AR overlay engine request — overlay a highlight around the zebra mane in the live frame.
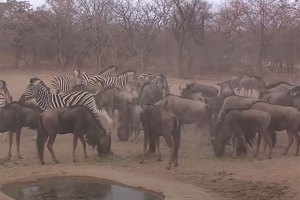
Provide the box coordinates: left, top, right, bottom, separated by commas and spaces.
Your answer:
117, 70, 136, 76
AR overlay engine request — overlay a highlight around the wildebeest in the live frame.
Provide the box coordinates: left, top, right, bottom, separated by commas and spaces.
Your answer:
94, 86, 136, 141
155, 95, 211, 135
140, 105, 181, 170
217, 81, 235, 97
237, 75, 265, 96
138, 81, 165, 107
211, 109, 274, 159
179, 83, 219, 98
0, 102, 41, 159
250, 102, 300, 156
217, 95, 261, 122
37, 106, 111, 164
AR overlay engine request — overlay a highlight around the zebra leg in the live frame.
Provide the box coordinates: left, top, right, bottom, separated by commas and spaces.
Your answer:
79, 135, 88, 160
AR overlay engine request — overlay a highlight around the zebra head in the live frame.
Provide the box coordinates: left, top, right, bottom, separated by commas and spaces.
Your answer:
0, 80, 12, 102
20, 78, 47, 102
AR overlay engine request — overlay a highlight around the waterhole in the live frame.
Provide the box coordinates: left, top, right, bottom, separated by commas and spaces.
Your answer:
1, 176, 164, 200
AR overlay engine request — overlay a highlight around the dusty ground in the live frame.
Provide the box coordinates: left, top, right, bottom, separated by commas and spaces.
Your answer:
0, 69, 299, 200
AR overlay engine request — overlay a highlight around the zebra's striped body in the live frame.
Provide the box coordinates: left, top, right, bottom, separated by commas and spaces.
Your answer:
77, 65, 119, 85
50, 75, 83, 94
0, 80, 12, 140
0, 80, 12, 107
21, 78, 111, 123
87, 71, 137, 91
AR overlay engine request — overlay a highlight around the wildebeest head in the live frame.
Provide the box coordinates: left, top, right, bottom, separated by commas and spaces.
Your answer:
97, 131, 112, 155
209, 119, 227, 157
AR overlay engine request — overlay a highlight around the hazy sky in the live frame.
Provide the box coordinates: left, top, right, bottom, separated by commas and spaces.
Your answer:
25, 0, 224, 8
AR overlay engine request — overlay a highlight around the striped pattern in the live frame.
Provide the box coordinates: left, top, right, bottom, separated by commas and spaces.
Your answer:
50, 75, 82, 94
87, 71, 137, 91
78, 65, 119, 85
23, 78, 111, 122
0, 80, 12, 107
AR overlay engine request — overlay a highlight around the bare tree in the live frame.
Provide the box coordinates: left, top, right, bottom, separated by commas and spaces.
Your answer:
37, 0, 77, 69
76, 0, 114, 69
0, 0, 34, 68
114, 0, 167, 71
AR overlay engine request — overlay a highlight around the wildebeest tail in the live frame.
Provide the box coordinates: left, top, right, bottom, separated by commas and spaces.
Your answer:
172, 117, 181, 150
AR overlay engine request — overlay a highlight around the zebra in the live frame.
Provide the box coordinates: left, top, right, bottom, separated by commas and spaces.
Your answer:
76, 65, 119, 85
136, 73, 170, 97
50, 66, 119, 94
50, 75, 83, 94
0, 80, 12, 140
87, 70, 137, 92
20, 77, 112, 128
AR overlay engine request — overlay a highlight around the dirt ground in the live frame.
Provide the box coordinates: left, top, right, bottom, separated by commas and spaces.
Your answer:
0, 69, 299, 200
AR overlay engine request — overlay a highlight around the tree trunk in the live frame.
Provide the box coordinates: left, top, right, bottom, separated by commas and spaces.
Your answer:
177, 41, 185, 78
14, 47, 22, 69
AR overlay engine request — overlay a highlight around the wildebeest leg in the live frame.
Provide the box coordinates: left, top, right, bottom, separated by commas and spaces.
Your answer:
140, 134, 148, 164
156, 137, 161, 161
240, 133, 250, 155
72, 135, 78, 163
253, 134, 261, 157
293, 133, 300, 156
282, 130, 294, 155
79, 136, 88, 160
47, 134, 59, 164
164, 135, 174, 170
231, 136, 238, 159
264, 131, 273, 159
16, 129, 23, 159
134, 127, 140, 144
7, 131, 14, 159
174, 147, 179, 168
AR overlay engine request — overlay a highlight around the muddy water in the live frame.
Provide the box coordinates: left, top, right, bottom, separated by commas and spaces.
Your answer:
1, 176, 164, 200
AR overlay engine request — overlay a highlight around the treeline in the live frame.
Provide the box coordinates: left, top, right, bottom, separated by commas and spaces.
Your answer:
0, 0, 299, 77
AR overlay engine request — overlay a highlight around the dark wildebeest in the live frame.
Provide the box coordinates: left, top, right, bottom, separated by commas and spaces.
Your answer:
140, 105, 181, 170
250, 102, 300, 156
179, 83, 219, 98
217, 81, 235, 97
94, 87, 136, 141
211, 109, 274, 159
237, 75, 265, 96
155, 95, 211, 135
138, 81, 165, 107
0, 102, 42, 159
37, 106, 111, 164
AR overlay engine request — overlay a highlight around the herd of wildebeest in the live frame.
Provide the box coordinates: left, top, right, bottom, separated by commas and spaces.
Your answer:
1, 66, 300, 170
